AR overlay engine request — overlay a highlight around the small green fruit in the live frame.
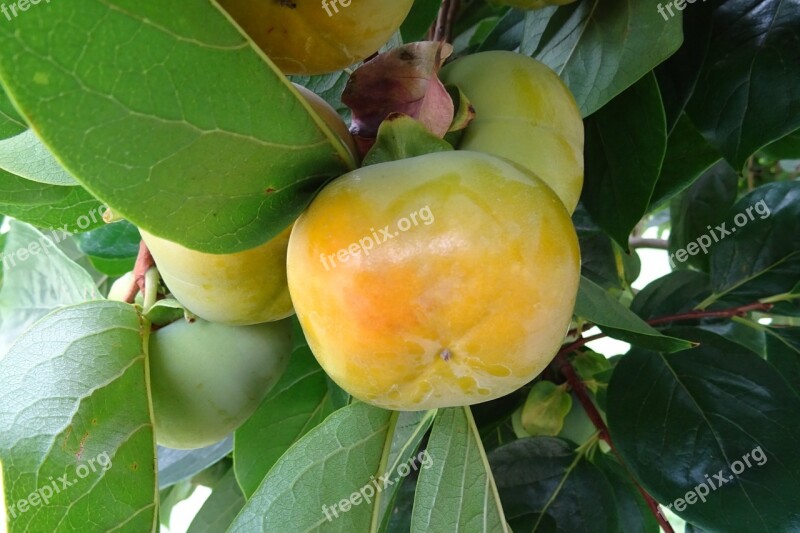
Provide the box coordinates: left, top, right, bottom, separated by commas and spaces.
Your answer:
149, 318, 292, 449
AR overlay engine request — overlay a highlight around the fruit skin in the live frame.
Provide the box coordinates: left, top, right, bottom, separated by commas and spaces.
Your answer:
142, 226, 294, 325
218, 0, 414, 75
287, 151, 580, 410
441, 51, 584, 213
141, 85, 352, 326
148, 318, 292, 449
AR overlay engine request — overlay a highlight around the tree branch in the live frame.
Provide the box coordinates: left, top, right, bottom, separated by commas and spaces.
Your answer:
550, 299, 774, 532
629, 237, 669, 250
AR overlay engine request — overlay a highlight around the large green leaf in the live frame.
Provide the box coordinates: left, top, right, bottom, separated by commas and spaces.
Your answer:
574, 206, 641, 293
668, 160, 739, 271
229, 402, 394, 532
594, 454, 659, 533
0, 186, 105, 234
630, 270, 712, 320
0, 221, 102, 355
581, 73, 667, 248
0, 130, 77, 186
489, 437, 617, 532
0, 0, 356, 254
234, 341, 337, 498
709, 181, 800, 298
607, 328, 800, 532
411, 407, 509, 532
519, 0, 683, 117
575, 276, 693, 352
0, 169, 73, 206
0, 301, 156, 532
765, 327, 800, 395
0, 84, 25, 139
679, 0, 800, 169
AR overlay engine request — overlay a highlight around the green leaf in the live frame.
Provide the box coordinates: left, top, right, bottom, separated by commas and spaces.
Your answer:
400, 0, 442, 43
709, 181, 800, 298
489, 437, 618, 532
377, 410, 436, 531
362, 115, 454, 167
649, 114, 722, 208
0, 221, 102, 355
680, 0, 800, 169
760, 129, 800, 160
0, 130, 78, 186
0, 0, 355, 254
593, 454, 659, 533
520, 382, 572, 437
668, 160, 739, 271
630, 270, 712, 320
411, 407, 509, 532
581, 72, 667, 248
234, 342, 337, 498
0, 301, 156, 532
0, 185, 106, 234
575, 276, 693, 352
187, 467, 245, 533
74, 220, 140, 260
0, 168, 73, 206
519, 0, 683, 117
765, 327, 800, 395
157, 436, 233, 490
229, 402, 393, 532
574, 205, 641, 292
607, 328, 800, 532
0, 84, 25, 139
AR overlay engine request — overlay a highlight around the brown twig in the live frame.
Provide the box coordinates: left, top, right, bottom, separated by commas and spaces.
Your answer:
429, 0, 460, 43
629, 237, 669, 250
551, 300, 775, 532
125, 240, 155, 304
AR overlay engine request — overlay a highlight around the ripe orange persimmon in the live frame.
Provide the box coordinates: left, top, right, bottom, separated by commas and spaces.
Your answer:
287, 151, 580, 410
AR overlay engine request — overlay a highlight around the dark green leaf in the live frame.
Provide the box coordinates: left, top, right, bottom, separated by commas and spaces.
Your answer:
74, 220, 140, 260
760, 129, 800, 160
400, 0, 442, 42
594, 454, 659, 533
519, 1, 683, 117
668, 160, 739, 271
765, 327, 800, 394
234, 343, 337, 498
0, 301, 156, 532
0, 0, 355, 254
709, 181, 800, 297
489, 437, 618, 532
681, 0, 800, 169
574, 206, 641, 292
649, 113, 722, 208
607, 329, 800, 532
582, 73, 667, 248
575, 276, 693, 352
412, 407, 509, 532
630, 270, 712, 320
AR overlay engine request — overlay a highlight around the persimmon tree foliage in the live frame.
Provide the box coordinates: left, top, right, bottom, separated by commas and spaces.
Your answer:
0, 1, 799, 532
